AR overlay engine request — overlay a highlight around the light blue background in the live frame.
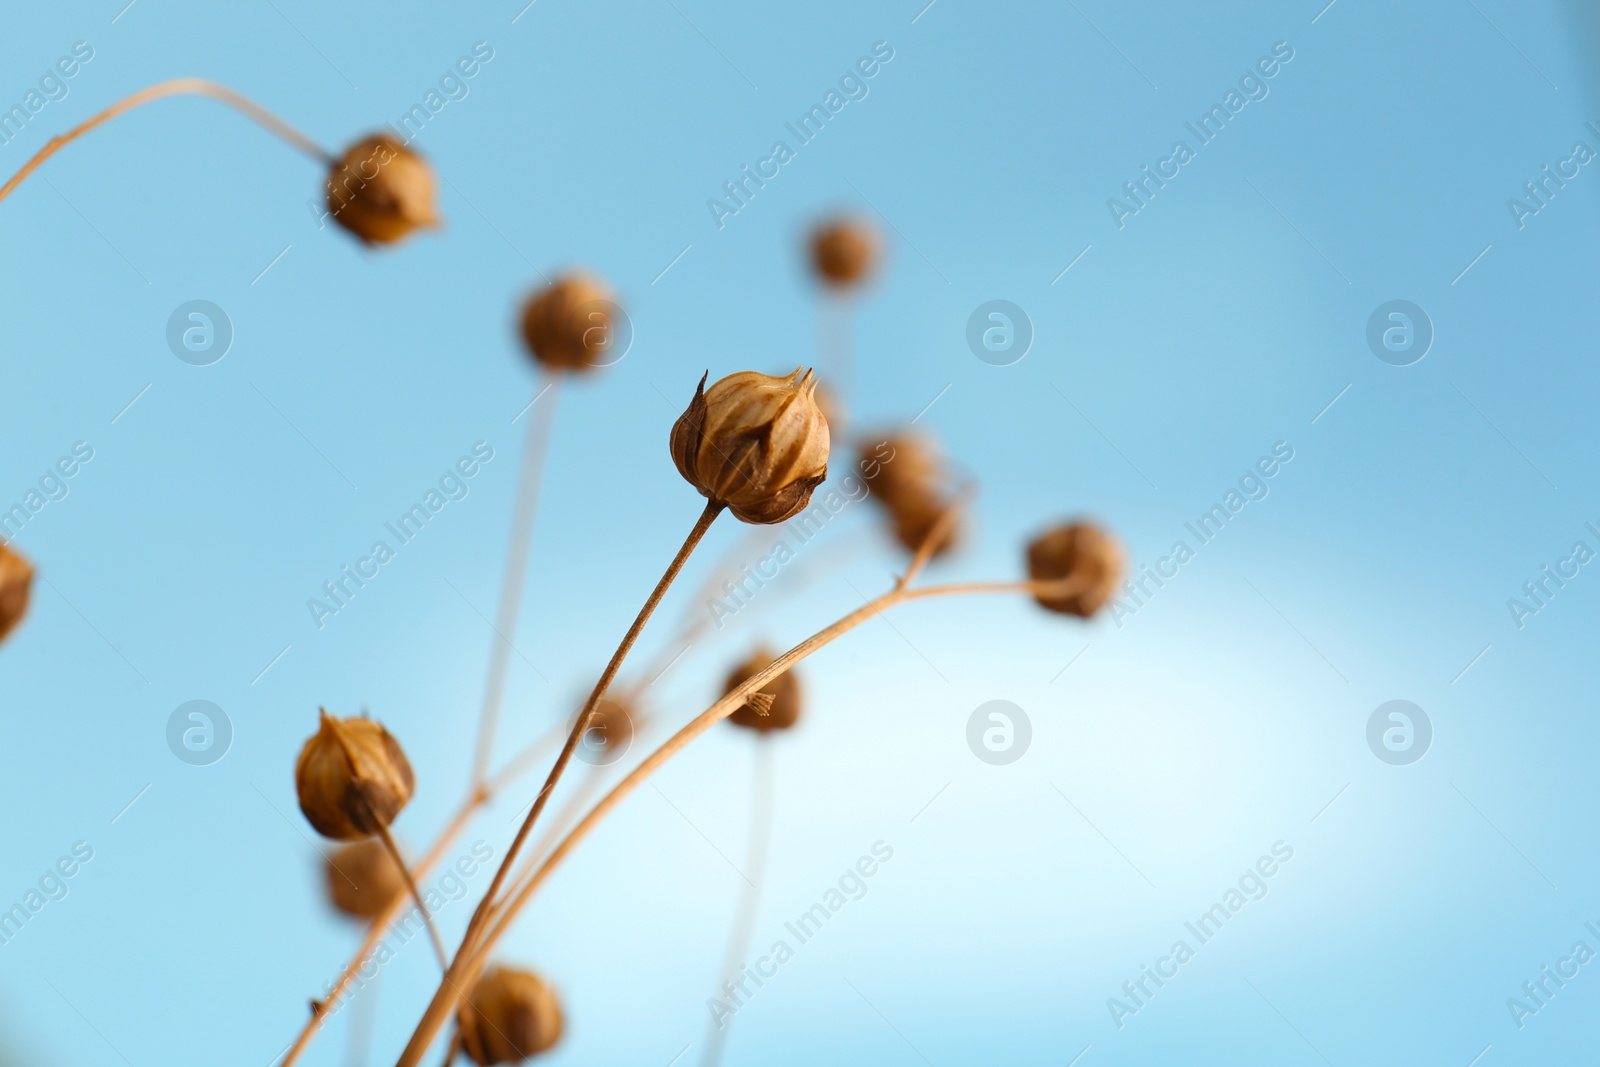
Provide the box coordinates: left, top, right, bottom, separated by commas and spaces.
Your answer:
2, 1, 1598, 1064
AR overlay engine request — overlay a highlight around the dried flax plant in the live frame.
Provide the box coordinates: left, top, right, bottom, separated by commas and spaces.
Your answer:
0, 80, 1127, 1067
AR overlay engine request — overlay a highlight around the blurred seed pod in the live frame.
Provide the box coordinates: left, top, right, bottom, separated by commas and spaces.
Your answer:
670, 368, 831, 524
519, 273, 618, 372
723, 648, 802, 732
461, 965, 564, 1064
325, 134, 440, 245
859, 432, 961, 557
295, 710, 415, 840
1026, 521, 1123, 618
0, 543, 34, 645
325, 838, 406, 921
809, 218, 878, 289
573, 695, 636, 766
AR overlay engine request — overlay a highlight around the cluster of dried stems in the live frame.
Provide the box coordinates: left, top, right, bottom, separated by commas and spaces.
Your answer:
0, 81, 1127, 1067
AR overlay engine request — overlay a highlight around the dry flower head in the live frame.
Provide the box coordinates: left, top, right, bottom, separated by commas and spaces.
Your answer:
1026, 521, 1123, 618
670, 368, 831, 524
519, 273, 618, 372
461, 965, 564, 1064
325, 134, 439, 245
325, 838, 406, 921
810, 218, 879, 288
0, 543, 33, 644
860, 432, 961, 557
295, 710, 416, 840
724, 648, 802, 732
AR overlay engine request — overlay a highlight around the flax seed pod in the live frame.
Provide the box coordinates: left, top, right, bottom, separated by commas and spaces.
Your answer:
809, 217, 878, 289
1026, 521, 1123, 618
0, 543, 33, 644
518, 273, 619, 373
295, 710, 416, 840
324, 838, 406, 921
670, 368, 831, 524
461, 965, 564, 1064
723, 647, 802, 732
859, 432, 961, 557
325, 134, 440, 245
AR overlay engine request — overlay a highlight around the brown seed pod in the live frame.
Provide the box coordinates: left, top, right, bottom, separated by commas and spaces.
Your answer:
325, 134, 439, 245
325, 838, 406, 921
723, 648, 802, 733
859, 432, 961, 557
294, 710, 416, 840
1026, 521, 1123, 618
461, 966, 564, 1064
0, 543, 34, 645
809, 218, 878, 288
518, 273, 619, 372
573, 695, 636, 766
670, 368, 831, 524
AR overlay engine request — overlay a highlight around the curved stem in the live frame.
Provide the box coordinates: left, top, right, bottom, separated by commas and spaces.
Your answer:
701, 737, 775, 1067
374, 824, 448, 971
393, 572, 1085, 1065
0, 78, 330, 206
472, 374, 562, 787
449, 500, 724, 996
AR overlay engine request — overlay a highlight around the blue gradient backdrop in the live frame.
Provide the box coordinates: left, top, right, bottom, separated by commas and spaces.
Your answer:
2, 1, 1598, 1065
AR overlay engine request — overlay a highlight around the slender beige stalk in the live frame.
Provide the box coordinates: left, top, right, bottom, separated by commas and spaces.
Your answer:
701, 738, 775, 1067
373, 824, 447, 970
0, 78, 329, 205
451, 501, 724, 987
395, 570, 1089, 1065
471, 375, 563, 787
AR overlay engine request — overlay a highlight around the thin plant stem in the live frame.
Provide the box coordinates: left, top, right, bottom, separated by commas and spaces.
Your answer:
279, 713, 568, 1067
449, 500, 725, 995
344, 969, 378, 1067
701, 737, 775, 1067
374, 824, 448, 971
471, 374, 563, 788
394, 570, 1090, 1065
0, 78, 330, 205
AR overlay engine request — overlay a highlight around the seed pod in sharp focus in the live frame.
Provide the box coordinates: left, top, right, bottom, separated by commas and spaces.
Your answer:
325, 134, 440, 245
1026, 521, 1124, 619
859, 431, 961, 557
723, 648, 802, 733
324, 838, 406, 921
461, 966, 564, 1064
295, 710, 415, 840
0, 543, 34, 645
670, 368, 831, 524
809, 217, 879, 289
519, 273, 619, 372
